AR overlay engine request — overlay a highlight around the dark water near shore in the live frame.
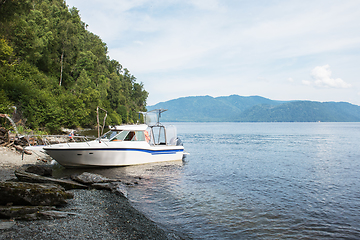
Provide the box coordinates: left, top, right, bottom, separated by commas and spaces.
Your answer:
64, 122, 360, 239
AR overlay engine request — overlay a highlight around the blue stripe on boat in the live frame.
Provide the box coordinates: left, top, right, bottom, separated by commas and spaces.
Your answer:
45, 148, 183, 155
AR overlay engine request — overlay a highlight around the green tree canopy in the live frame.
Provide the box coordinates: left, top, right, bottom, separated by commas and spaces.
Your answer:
0, 0, 148, 133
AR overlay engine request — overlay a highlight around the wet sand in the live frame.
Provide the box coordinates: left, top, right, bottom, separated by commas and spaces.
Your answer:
0, 147, 45, 181
0, 147, 187, 239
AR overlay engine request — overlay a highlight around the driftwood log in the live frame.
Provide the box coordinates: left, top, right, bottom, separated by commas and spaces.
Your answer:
14, 170, 88, 190
13, 145, 32, 155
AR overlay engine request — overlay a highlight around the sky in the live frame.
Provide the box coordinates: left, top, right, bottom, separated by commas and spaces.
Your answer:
65, 0, 360, 106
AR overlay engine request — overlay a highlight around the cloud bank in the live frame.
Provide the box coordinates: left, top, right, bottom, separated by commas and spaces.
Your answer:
304, 65, 351, 88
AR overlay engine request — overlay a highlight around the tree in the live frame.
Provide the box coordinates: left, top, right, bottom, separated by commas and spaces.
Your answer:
0, 38, 13, 65
0, 0, 148, 133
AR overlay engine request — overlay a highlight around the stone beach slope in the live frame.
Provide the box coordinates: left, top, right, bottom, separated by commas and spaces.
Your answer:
0, 147, 188, 239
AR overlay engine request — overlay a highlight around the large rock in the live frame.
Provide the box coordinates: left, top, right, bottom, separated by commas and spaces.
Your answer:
71, 172, 128, 196
71, 172, 117, 184
15, 170, 88, 190
91, 182, 128, 197
0, 181, 73, 206
25, 165, 52, 177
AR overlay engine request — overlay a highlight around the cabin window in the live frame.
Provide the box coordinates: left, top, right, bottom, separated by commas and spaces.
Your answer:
102, 130, 120, 140
111, 130, 129, 141
135, 131, 145, 141
123, 131, 145, 141
124, 131, 135, 141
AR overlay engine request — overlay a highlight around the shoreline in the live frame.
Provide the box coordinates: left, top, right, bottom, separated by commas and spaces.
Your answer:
0, 147, 45, 181
0, 147, 187, 239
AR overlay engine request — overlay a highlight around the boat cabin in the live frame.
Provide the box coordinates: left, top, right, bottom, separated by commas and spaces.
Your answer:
101, 124, 179, 146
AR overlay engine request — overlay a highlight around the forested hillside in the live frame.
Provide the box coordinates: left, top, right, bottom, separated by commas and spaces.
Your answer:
148, 95, 360, 122
0, 0, 148, 133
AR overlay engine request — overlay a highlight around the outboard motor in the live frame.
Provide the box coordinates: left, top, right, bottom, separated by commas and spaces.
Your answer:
176, 138, 183, 146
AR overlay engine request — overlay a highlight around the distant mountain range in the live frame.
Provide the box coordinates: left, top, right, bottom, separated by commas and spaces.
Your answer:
147, 95, 360, 122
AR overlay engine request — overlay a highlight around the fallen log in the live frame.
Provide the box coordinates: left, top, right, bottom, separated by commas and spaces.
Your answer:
13, 145, 32, 155
14, 170, 88, 190
0, 206, 55, 220
0, 205, 79, 220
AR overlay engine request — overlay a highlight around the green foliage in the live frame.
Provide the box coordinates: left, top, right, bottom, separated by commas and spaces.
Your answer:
0, 0, 148, 133
0, 38, 13, 65
0, 89, 13, 113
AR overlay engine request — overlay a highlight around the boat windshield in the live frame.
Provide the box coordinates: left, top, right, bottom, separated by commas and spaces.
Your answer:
112, 131, 130, 141
101, 128, 148, 142
102, 130, 146, 142
101, 130, 120, 140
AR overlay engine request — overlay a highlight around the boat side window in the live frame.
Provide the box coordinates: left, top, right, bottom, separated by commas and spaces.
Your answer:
122, 131, 146, 141
111, 130, 129, 141
102, 130, 120, 140
134, 131, 145, 141
124, 131, 136, 141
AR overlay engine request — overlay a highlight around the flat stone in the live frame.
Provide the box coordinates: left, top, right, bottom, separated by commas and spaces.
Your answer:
91, 182, 127, 197
0, 206, 78, 220
71, 172, 118, 184
37, 210, 75, 220
0, 206, 55, 219
0, 181, 73, 206
111, 182, 128, 198
0, 220, 15, 230
91, 182, 113, 190
25, 165, 52, 177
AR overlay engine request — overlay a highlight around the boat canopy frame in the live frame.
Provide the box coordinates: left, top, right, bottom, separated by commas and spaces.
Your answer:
140, 109, 178, 146
140, 109, 167, 127
97, 109, 178, 146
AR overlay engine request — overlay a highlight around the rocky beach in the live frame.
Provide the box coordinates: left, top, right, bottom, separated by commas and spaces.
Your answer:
0, 147, 187, 239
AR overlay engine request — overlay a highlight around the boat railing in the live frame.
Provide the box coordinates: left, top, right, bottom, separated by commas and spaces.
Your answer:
24, 135, 95, 147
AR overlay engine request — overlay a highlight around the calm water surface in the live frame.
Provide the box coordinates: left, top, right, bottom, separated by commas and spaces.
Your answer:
70, 122, 360, 239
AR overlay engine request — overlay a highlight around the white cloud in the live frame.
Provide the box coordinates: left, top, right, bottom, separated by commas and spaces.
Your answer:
302, 80, 312, 86
310, 65, 351, 88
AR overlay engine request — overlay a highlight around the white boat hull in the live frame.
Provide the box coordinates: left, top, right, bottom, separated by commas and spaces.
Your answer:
43, 141, 184, 167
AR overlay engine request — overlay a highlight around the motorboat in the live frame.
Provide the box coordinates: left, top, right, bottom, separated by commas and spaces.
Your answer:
29, 109, 185, 167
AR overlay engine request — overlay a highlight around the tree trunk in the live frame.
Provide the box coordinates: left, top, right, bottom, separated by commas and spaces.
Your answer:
59, 50, 64, 86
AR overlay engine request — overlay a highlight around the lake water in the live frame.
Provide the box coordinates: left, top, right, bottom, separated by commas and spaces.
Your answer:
76, 122, 360, 239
